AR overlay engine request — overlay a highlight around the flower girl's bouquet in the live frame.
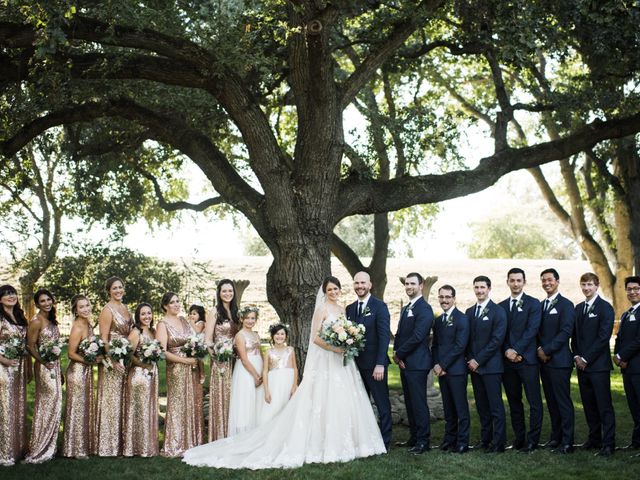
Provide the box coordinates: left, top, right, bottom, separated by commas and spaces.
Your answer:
181, 334, 208, 359
78, 335, 105, 363
105, 337, 132, 371
38, 337, 67, 378
0, 333, 27, 361
136, 338, 165, 378
319, 314, 366, 366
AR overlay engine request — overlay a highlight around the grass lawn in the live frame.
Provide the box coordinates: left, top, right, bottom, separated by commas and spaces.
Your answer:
7, 350, 640, 480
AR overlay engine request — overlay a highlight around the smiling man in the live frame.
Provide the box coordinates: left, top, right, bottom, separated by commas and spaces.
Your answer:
537, 268, 575, 454
346, 271, 392, 451
572, 272, 616, 456
465, 276, 507, 453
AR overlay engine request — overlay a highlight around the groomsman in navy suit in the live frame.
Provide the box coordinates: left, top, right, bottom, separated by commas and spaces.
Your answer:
537, 268, 575, 454
614, 276, 640, 455
465, 275, 507, 453
499, 268, 543, 453
572, 272, 616, 456
432, 284, 470, 454
393, 272, 434, 454
346, 271, 392, 451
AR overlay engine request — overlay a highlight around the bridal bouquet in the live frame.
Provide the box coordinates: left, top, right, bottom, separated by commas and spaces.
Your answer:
213, 338, 235, 362
105, 337, 132, 370
38, 337, 67, 378
0, 333, 27, 360
136, 338, 165, 378
181, 334, 208, 359
319, 314, 366, 366
78, 335, 105, 363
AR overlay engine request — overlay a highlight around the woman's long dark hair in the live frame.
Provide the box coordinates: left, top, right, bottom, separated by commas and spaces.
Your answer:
215, 279, 239, 326
0, 284, 28, 327
34, 288, 57, 325
134, 302, 154, 335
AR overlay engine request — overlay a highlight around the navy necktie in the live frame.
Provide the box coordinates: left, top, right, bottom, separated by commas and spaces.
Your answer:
511, 299, 517, 313
475, 305, 481, 318
358, 301, 363, 316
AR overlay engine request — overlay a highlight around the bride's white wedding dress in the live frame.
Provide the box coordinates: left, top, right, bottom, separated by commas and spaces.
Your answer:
182, 311, 385, 469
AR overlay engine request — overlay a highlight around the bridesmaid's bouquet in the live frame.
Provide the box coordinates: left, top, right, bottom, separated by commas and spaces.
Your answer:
319, 314, 366, 366
0, 333, 26, 360
136, 338, 164, 378
213, 338, 235, 363
181, 334, 208, 359
78, 335, 105, 363
38, 338, 67, 378
105, 337, 132, 371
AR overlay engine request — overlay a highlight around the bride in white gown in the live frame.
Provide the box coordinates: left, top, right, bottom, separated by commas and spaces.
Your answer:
182, 275, 386, 469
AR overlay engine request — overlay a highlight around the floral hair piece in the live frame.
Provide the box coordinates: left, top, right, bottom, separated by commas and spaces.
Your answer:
239, 305, 260, 318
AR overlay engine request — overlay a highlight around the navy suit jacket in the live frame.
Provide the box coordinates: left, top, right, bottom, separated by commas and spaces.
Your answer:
614, 306, 640, 374
465, 300, 507, 375
499, 293, 541, 366
346, 296, 391, 370
537, 293, 575, 369
572, 296, 614, 372
432, 307, 470, 375
394, 296, 434, 371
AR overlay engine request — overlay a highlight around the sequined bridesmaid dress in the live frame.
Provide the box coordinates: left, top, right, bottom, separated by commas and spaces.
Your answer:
208, 319, 236, 441
161, 318, 203, 457
25, 322, 63, 463
94, 306, 132, 456
123, 330, 159, 457
62, 330, 95, 458
0, 319, 27, 466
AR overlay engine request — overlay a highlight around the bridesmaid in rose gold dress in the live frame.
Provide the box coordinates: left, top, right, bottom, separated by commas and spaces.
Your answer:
204, 279, 240, 441
123, 303, 159, 457
0, 284, 28, 467
94, 276, 133, 456
63, 295, 99, 459
25, 289, 63, 463
156, 292, 203, 457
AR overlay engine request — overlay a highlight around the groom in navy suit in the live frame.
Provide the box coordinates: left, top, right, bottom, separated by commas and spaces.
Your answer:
393, 272, 434, 454
346, 271, 392, 451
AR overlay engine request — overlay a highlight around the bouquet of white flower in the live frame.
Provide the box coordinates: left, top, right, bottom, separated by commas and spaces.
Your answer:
181, 334, 208, 359
105, 337, 132, 370
213, 338, 235, 363
38, 337, 67, 378
136, 338, 164, 378
78, 335, 105, 363
0, 333, 26, 360
319, 314, 366, 366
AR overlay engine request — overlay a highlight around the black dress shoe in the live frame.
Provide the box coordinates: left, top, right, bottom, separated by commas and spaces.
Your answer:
408, 444, 430, 455
384, 443, 390, 453
507, 441, 525, 450
486, 445, 505, 453
456, 445, 469, 454
578, 440, 602, 450
471, 442, 491, 450
439, 442, 453, 451
542, 440, 560, 449
396, 439, 416, 448
518, 444, 537, 454
595, 446, 614, 457
618, 444, 640, 450
551, 445, 574, 454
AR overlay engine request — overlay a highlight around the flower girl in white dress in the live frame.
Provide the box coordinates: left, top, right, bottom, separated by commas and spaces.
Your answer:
227, 306, 263, 437
260, 323, 298, 424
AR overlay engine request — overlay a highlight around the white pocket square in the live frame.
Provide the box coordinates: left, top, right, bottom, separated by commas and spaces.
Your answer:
407, 310, 414, 317
482, 316, 489, 321
549, 308, 558, 314
364, 313, 372, 317
517, 307, 523, 312
588, 313, 598, 318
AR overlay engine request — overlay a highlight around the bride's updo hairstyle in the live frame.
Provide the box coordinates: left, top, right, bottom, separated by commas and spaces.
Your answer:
322, 276, 341, 292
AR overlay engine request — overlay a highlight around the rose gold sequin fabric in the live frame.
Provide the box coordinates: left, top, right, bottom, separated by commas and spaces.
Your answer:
123, 330, 159, 457
94, 306, 132, 456
208, 320, 236, 441
62, 329, 95, 459
268, 346, 295, 371
0, 319, 27, 466
161, 318, 203, 457
25, 322, 62, 463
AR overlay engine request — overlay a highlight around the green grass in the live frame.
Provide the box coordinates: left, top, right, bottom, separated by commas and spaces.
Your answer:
8, 350, 640, 480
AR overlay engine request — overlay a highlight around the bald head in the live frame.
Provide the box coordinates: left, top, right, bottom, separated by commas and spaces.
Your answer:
353, 271, 372, 299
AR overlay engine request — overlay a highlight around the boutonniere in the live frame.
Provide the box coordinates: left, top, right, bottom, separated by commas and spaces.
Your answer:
363, 306, 371, 316
630, 312, 637, 322
587, 303, 596, 316
516, 299, 524, 309
549, 298, 558, 309
480, 307, 490, 318
445, 314, 454, 327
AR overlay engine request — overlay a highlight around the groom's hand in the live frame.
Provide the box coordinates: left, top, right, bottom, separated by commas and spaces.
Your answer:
372, 365, 384, 381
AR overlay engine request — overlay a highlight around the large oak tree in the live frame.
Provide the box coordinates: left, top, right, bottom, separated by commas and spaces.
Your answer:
2, 1, 640, 364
